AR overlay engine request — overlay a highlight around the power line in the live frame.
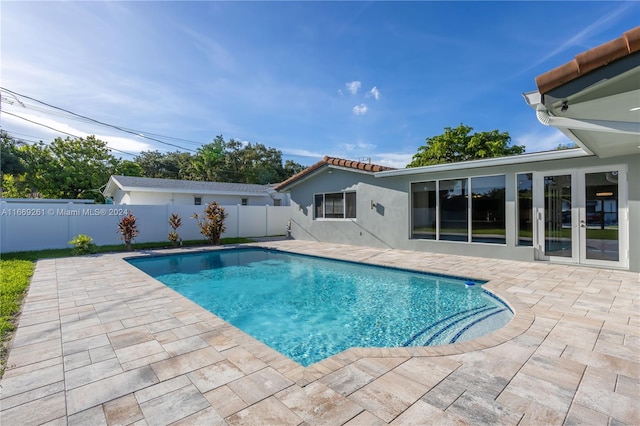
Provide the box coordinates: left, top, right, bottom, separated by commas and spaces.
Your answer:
1, 87, 199, 152
1, 111, 138, 157
4, 99, 204, 148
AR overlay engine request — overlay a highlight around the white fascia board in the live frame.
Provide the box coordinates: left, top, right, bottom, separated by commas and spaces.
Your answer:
328, 165, 383, 176
523, 90, 542, 107
374, 149, 592, 178
118, 187, 268, 197
102, 176, 122, 197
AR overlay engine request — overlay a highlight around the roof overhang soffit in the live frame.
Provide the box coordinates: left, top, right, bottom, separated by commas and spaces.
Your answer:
523, 61, 640, 158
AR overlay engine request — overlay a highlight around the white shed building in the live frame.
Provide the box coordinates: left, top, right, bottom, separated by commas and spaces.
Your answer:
103, 175, 289, 206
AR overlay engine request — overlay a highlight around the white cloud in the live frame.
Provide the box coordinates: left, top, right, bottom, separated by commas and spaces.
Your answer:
2, 110, 155, 156
352, 104, 368, 115
514, 127, 574, 153
281, 147, 325, 159
367, 86, 381, 100
371, 152, 414, 169
345, 81, 361, 95
95, 134, 156, 154
341, 141, 375, 152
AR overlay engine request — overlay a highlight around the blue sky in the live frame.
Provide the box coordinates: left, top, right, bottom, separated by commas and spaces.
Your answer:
1, 1, 638, 168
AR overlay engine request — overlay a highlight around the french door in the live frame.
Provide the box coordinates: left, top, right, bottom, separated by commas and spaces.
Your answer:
534, 166, 628, 268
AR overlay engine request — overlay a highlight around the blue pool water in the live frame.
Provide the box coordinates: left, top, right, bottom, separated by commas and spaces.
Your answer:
128, 248, 512, 366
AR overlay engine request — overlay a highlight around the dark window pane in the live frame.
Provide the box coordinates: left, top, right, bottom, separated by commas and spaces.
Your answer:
345, 192, 356, 218
544, 174, 572, 257
325, 193, 344, 218
314, 194, 324, 218
471, 175, 505, 244
584, 171, 619, 261
411, 181, 436, 239
517, 173, 533, 246
439, 178, 468, 242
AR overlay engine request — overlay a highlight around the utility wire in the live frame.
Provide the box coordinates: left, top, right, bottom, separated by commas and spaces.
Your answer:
2, 111, 138, 157
4, 99, 203, 148
1, 87, 198, 152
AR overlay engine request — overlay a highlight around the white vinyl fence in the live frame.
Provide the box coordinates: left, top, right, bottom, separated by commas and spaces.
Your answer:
0, 201, 292, 253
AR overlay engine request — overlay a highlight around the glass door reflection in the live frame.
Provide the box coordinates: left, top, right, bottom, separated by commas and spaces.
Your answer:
544, 174, 572, 258
583, 171, 619, 262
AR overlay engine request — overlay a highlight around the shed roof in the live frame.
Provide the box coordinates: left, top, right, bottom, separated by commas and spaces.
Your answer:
105, 175, 273, 196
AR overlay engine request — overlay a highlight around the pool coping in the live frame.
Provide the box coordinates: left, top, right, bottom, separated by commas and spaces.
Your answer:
122, 244, 535, 376
1, 240, 637, 425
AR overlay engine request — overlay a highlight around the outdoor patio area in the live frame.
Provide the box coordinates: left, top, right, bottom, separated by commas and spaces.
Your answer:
1, 240, 638, 425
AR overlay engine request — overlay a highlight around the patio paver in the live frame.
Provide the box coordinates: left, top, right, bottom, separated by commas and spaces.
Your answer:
1, 240, 638, 425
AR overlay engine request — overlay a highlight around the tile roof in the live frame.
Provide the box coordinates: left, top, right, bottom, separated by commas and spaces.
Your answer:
535, 26, 640, 94
111, 175, 272, 194
274, 156, 396, 191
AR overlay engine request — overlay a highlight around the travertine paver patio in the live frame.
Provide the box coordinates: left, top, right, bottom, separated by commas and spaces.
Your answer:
1, 240, 638, 425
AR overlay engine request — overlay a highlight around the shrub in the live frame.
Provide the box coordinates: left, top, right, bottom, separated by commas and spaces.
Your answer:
192, 202, 227, 245
118, 213, 139, 251
68, 234, 97, 255
168, 213, 182, 247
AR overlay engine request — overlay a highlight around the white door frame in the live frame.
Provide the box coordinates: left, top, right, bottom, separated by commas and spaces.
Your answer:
533, 165, 628, 269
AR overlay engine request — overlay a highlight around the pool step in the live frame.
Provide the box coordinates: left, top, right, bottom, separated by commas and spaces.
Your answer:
403, 305, 507, 347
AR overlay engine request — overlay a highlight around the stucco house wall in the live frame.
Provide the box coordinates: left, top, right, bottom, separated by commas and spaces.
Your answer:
283, 153, 639, 272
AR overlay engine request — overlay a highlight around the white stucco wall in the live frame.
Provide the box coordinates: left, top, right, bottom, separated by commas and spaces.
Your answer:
110, 189, 285, 206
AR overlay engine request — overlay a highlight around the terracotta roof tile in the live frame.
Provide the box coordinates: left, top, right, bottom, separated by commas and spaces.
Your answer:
536, 26, 640, 94
274, 156, 395, 191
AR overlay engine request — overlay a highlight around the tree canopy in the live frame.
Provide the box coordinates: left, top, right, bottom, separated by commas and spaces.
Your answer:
1, 131, 26, 177
407, 124, 525, 167
1, 132, 306, 201
134, 135, 305, 185
7, 135, 119, 200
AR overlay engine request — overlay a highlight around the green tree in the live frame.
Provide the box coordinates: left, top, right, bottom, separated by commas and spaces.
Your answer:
134, 150, 165, 178
0, 131, 26, 177
408, 124, 525, 167
18, 136, 119, 200
134, 150, 193, 179
1, 131, 28, 197
554, 142, 576, 150
190, 136, 226, 181
114, 159, 143, 177
137, 135, 304, 184
238, 143, 284, 184
283, 159, 305, 178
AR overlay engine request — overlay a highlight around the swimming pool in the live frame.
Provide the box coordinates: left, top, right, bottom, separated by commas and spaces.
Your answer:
128, 248, 513, 366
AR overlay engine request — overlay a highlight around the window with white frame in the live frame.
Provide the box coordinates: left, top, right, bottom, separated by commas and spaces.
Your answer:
314, 192, 356, 219
411, 175, 506, 244
194, 197, 202, 205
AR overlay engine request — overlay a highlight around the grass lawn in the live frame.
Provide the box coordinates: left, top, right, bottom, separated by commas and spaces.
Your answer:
0, 237, 255, 376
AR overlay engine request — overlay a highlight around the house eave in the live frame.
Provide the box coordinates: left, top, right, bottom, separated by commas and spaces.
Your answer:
374, 149, 592, 178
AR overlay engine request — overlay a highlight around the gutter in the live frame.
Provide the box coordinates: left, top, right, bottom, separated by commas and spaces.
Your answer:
534, 109, 640, 135
375, 148, 591, 178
